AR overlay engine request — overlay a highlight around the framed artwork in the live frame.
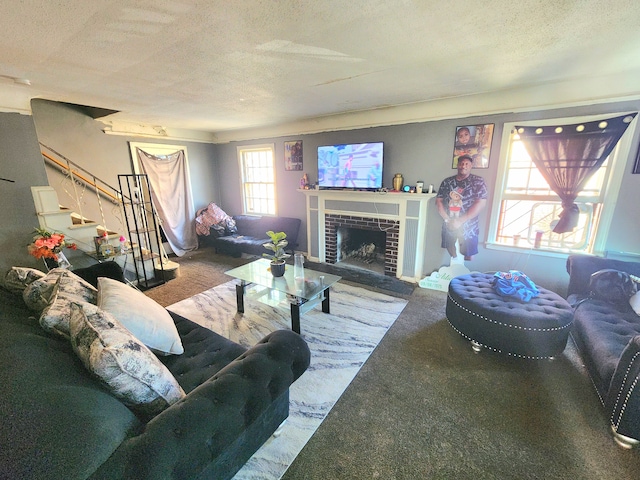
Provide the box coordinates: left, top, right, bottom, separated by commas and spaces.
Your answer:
452, 124, 494, 169
284, 140, 303, 171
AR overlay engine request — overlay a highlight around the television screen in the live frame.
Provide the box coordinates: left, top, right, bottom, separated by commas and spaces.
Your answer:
317, 142, 384, 190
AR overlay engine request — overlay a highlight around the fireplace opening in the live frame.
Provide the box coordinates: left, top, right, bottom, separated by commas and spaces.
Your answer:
336, 227, 386, 275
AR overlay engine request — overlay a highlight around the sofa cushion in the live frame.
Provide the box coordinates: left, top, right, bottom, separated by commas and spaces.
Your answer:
589, 269, 637, 305
572, 298, 640, 396
0, 287, 142, 480
69, 302, 186, 419
39, 272, 98, 338
97, 277, 184, 355
3, 266, 45, 294
22, 268, 63, 312
161, 311, 247, 393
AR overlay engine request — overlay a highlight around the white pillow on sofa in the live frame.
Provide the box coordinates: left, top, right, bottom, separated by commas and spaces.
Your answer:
69, 301, 185, 418
97, 277, 184, 355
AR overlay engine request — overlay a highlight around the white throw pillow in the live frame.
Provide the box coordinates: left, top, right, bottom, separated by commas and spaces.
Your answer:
630, 290, 640, 316
69, 302, 185, 418
97, 277, 184, 355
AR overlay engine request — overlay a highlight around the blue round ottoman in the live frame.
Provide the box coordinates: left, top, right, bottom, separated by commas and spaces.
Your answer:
446, 272, 574, 359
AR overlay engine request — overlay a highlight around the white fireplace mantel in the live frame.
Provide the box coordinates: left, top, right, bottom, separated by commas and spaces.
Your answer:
299, 189, 436, 283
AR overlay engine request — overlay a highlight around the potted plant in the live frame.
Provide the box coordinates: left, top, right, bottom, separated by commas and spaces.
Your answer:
263, 230, 290, 277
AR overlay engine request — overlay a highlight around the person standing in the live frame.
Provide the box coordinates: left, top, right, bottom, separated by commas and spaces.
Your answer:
436, 155, 488, 261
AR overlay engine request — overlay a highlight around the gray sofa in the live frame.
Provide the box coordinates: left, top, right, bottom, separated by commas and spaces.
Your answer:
203, 214, 301, 257
0, 262, 311, 479
566, 254, 640, 448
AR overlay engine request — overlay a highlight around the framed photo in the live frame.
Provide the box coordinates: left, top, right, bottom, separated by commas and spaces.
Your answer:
452, 124, 494, 169
285, 140, 303, 171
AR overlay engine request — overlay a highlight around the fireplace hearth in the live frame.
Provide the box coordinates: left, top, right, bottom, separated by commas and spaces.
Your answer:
300, 189, 434, 283
325, 214, 399, 277
337, 227, 386, 274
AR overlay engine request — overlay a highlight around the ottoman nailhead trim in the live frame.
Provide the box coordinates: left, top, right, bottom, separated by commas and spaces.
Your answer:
611, 351, 640, 431
446, 318, 556, 360
447, 294, 573, 332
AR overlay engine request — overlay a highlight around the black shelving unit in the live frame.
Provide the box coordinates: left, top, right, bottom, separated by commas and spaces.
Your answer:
118, 174, 165, 290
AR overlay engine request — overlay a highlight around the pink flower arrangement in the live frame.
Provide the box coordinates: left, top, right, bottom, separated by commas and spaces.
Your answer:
27, 228, 77, 261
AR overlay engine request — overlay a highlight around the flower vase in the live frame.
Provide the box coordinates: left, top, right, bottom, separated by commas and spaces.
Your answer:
43, 251, 71, 271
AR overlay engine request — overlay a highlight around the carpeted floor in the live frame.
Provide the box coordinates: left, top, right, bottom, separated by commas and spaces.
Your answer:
145, 247, 640, 479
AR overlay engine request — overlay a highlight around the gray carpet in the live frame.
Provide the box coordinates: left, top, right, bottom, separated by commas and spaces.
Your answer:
145, 247, 640, 479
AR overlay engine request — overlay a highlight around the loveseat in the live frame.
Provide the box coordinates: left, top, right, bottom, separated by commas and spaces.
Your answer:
566, 254, 640, 448
0, 262, 311, 479
204, 214, 301, 257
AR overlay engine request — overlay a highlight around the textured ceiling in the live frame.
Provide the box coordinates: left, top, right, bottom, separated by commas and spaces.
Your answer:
1, 1, 640, 142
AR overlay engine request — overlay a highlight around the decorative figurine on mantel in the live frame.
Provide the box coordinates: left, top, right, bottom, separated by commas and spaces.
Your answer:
300, 173, 309, 189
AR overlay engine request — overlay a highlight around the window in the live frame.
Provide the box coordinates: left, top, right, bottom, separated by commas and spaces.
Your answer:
488, 114, 636, 254
237, 144, 276, 215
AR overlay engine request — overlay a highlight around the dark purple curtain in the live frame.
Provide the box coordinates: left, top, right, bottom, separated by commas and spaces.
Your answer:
515, 113, 636, 233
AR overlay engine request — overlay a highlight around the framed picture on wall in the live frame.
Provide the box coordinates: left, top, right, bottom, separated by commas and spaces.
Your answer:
451, 124, 494, 169
285, 140, 303, 171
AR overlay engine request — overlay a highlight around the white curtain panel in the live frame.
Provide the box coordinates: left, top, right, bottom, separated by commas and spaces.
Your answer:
136, 148, 197, 256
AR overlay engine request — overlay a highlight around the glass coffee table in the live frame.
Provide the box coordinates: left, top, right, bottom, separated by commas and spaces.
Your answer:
225, 258, 341, 334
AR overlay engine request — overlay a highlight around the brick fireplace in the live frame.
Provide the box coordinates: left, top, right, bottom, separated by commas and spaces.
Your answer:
300, 189, 435, 283
325, 214, 400, 276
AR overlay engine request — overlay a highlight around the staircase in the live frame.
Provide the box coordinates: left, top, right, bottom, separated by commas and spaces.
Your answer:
31, 184, 168, 288
31, 186, 119, 253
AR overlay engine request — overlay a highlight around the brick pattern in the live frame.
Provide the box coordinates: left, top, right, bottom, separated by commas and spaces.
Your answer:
325, 214, 400, 277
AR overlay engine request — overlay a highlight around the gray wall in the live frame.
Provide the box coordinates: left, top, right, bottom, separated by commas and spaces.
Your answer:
30, 99, 220, 240
0, 112, 50, 275
2, 98, 638, 293
215, 99, 640, 294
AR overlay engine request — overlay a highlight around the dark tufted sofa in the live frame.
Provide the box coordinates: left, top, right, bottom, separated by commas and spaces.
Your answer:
0, 262, 311, 479
567, 254, 640, 449
206, 214, 301, 257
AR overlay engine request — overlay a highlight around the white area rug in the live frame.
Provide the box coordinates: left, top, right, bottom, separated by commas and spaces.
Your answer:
167, 280, 408, 480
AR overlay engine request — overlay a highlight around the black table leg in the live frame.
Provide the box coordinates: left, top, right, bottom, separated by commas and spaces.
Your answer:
322, 287, 330, 314
290, 303, 301, 334
235, 282, 245, 313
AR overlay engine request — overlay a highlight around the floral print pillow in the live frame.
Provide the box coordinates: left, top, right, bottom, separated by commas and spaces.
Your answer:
3, 267, 45, 294
39, 272, 98, 338
69, 301, 185, 419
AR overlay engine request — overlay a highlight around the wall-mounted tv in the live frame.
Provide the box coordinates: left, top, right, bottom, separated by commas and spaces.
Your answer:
317, 142, 384, 190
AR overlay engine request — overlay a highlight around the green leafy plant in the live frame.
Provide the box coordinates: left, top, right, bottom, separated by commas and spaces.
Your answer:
262, 230, 290, 263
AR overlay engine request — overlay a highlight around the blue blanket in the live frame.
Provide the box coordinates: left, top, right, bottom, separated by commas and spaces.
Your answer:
493, 270, 539, 302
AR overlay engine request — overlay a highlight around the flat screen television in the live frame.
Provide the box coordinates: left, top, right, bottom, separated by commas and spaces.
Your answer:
317, 142, 384, 190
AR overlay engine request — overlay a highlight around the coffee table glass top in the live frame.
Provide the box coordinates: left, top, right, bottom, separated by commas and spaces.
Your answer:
225, 258, 341, 300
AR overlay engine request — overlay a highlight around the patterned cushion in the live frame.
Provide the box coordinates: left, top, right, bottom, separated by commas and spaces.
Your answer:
69, 302, 185, 418
22, 268, 66, 312
3, 267, 45, 294
97, 277, 184, 355
39, 273, 98, 338
589, 269, 637, 304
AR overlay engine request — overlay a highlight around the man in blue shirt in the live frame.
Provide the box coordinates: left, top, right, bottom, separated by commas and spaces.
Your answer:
436, 155, 488, 261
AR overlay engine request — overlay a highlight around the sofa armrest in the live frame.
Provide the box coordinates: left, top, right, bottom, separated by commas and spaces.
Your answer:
605, 335, 640, 443
92, 329, 310, 480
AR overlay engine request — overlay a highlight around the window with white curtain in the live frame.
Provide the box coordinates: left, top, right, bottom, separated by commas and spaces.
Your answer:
487, 113, 637, 254
237, 144, 276, 215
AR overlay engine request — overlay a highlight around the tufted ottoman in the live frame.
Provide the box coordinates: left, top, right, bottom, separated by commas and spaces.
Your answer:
446, 273, 574, 359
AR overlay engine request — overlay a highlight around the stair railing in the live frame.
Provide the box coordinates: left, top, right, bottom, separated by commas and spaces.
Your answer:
40, 143, 127, 236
